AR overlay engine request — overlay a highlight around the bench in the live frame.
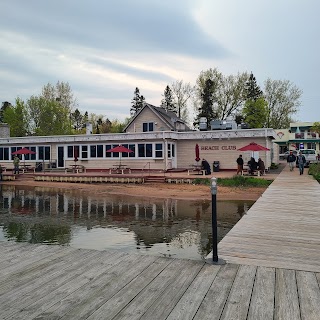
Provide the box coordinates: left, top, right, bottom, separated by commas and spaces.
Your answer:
187, 168, 206, 176
65, 165, 86, 174
109, 168, 131, 174
241, 169, 262, 176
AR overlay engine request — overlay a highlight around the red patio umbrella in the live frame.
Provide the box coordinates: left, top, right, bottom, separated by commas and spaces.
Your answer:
107, 145, 133, 166
12, 147, 36, 167
195, 144, 200, 162
12, 147, 36, 155
238, 142, 270, 151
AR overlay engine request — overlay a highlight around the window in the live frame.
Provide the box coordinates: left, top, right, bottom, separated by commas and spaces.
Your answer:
0, 147, 9, 161
138, 144, 153, 157
167, 144, 171, 158
155, 143, 163, 158
81, 145, 88, 159
38, 146, 50, 160
143, 122, 154, 132
121, 144, 135, 157
90, 145, 103, 158
106, 144, 119, 158
24, 147, 36, 160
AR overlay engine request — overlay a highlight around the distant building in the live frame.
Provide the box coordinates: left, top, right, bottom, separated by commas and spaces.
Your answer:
0, 105, 277, 171
274, 121, 320, 153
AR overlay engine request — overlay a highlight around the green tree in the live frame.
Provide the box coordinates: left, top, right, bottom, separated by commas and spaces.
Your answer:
161, 85, 176, 113
216, 72, 248, 120
27, 96, 72, 135
310, 122, 320, 134
242, 97, 268, 128
170, 80, 194, 121
194, 78, 217, 127
41, 81, 77, 113
195, 68, 248, 123
71, 108, 84, 132
130, 87, 144, 116
245, 72, 263, 100
264, 79, 302, 129
0, 101, 12, 123
3, 98, 28, 136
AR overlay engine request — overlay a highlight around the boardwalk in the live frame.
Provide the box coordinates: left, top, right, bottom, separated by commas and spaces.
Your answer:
219, 165, 320, 272
1, 165, 320, 319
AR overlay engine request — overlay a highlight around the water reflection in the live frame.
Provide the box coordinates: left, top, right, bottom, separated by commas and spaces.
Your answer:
0, 185, 253, 260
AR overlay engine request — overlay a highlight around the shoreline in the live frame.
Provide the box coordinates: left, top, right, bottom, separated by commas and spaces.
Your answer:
2, 179, 267, 201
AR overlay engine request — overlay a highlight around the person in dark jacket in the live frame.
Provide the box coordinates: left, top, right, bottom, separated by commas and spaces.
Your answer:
287, 151, 296, 171
248, 157, 257, 175
296, 151, 306, 175
236, 155, 244, 175
257, 158, 265, 175
201, 159, 211, 175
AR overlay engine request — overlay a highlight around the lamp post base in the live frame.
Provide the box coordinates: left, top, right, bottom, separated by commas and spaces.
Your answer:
205, 257, 226, 265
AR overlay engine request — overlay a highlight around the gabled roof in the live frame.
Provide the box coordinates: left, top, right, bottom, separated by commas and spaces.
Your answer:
123, 103, 191, 132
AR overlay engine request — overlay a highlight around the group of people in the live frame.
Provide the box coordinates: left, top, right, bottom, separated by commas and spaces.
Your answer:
287, 150, 306, 175
236, 155, 265, 175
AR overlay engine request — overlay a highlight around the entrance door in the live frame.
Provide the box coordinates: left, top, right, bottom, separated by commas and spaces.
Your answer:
57, 146, 64, 168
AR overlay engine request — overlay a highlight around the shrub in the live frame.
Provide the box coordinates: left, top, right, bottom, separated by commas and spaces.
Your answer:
270, 162, 278, 169
308, 163, 320, 181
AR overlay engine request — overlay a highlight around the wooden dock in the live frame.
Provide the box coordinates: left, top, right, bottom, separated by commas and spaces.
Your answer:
219, 165, 320, 272
0, 241, 319, 319
1, 165, 320, 319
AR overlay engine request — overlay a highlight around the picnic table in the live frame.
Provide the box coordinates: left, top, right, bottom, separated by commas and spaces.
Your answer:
66, 164, 86, 174
109, 164, 131, 174
187, 164, 206, 176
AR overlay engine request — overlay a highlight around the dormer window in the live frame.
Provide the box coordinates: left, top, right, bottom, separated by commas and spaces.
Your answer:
143, 122, 154, 132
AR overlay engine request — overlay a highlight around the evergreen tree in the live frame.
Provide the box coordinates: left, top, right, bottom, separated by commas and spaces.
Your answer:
70, 108, 84, 132
161, 85, 176, 113
245, 72, 263, 100
0, 101, 12, 123
130, 87, 144, 116
194, 79, 216, 127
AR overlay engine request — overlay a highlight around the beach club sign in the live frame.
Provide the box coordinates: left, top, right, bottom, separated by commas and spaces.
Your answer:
201, 145, 237, 151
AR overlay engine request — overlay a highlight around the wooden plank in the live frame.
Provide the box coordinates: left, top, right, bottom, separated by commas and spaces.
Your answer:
296, 271, 320, 320
194, 263, 239, 320
166, 264, 221, 320
139, 260, 205, 320
109, 259, 199, 320
87, 257, 174, 320
217, 168, 320, 273
35, 254, 158, 320
1, 250, 129, 319
220, 265, 257, 320
274, 269, 300, 320
0, 247, 100, 296
247, 267, 275, 320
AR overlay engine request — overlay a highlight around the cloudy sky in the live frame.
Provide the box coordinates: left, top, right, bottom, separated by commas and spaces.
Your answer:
1, 0, 319, 123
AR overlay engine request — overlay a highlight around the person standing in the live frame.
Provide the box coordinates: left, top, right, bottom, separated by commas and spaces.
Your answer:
13, 155, 20, 174
296, 151, 306, 175
257, 158, 265, 175
236, 155, 244, 175
287, 151, 296, 171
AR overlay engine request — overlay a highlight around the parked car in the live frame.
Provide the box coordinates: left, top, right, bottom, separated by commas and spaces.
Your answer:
279, 150, 297, 160
295, 149, 317, 167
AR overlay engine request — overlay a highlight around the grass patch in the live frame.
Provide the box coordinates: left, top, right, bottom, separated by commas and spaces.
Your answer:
308, 163, 320, 182
218, 175, 272, 187
193, 175, 273, 187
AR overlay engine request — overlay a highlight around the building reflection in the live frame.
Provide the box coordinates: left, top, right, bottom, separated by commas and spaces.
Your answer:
0, 185, 253, 260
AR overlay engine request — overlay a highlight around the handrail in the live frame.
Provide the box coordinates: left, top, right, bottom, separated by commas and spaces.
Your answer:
142, 162, 151, 176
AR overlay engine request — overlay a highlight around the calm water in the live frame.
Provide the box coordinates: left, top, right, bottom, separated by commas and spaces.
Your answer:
0, 185, 253, 260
